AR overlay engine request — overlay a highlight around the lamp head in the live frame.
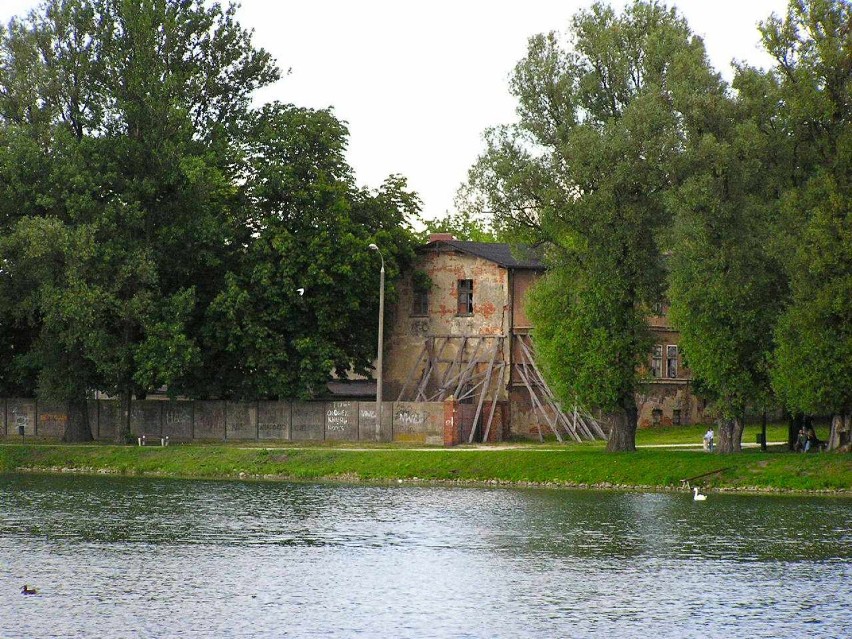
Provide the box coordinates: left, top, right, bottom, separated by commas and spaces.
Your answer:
368, 243, 379, 251
296, 288, 305, 296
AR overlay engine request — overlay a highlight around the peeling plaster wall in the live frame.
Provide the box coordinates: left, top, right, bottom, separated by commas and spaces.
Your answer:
511, 269, 539, 329
637, 383, 703, 428
384, 249, 512, 401
384, 246, 710, 438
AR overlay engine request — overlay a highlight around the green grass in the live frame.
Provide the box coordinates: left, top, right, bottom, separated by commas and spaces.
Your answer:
1, 426, 849, 494
634, 422, 800, 447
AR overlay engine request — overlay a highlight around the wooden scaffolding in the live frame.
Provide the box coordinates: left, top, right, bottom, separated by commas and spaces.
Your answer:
396, 334, 605, 443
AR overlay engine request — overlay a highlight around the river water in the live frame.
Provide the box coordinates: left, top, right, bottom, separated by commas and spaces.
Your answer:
1, 474, 849, 638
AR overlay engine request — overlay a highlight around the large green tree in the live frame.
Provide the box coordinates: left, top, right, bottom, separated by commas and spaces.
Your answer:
760, 0, 851, 449
0, 1, 420, 440
466, 1, 722, 450
666, 96, 788, 452
0, 0, 278, 440
203, 103, 419, 399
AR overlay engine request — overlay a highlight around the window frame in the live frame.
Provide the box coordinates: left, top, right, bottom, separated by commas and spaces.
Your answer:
410, 285, 429, 317
457, 279, 474, 316
666, 344, 678, 379
651, 344, 663, 378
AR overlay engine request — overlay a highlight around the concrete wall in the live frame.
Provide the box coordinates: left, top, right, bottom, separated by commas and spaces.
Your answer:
7, 399, 36, 437
0, 399, 444, 444
392, 401, 445, 445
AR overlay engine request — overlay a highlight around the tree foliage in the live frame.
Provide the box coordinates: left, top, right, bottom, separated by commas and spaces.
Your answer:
666, 105, 789, 451
758, 0, 851, 428
0, 0, 420, 439
202, 103, 419, 399
465, 1, 721, 450
423, 209, 497, 242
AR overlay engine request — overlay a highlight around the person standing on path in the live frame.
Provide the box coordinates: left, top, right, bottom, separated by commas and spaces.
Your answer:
703, 427, 714, 452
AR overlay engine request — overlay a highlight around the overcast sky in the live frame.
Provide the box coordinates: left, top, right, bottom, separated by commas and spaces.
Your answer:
1, 0, 789, 219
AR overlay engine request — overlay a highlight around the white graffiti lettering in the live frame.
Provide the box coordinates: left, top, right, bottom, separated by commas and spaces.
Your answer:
395, 410, 425, 425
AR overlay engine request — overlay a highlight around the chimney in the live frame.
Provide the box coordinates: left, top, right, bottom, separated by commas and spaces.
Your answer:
429, 233, 455, 243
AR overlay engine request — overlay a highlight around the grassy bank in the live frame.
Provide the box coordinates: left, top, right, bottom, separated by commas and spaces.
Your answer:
1, 439, 849, 494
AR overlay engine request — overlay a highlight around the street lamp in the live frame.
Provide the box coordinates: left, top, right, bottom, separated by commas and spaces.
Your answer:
369, 243, 384, 441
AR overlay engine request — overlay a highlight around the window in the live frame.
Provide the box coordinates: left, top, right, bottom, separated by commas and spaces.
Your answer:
457, 279, 473, 315
652, 301, 665, 316
411, 286, 428, 316
652, 408, 662, 425
672, 409, 681, 425
666, 345, 678, 378
651, 345, 663, 378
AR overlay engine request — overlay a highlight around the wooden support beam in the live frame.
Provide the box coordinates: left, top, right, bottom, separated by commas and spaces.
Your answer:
439, 337, 485, 401
450, 337, 486, 399
414, 337, 437, 401
516, 360, 562, 442
517, 334, 605, 441
468, 338, 502, 444
436, 336, 468, 399
516, 338, 563, 441
397, 345, 428, 401
481, 348, 505, 443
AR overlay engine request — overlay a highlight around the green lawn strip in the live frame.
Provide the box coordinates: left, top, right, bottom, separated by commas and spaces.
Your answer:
634, 423, 802, 446
1, 443, 848, 492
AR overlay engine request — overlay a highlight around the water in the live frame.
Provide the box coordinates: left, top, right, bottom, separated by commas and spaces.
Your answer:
1, 474, 849, 638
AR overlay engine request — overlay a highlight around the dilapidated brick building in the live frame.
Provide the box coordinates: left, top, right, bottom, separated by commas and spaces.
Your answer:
384, 234, 704, 441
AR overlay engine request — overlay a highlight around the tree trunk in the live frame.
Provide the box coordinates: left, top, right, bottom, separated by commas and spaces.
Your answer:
116, 387, 133, 444
606, 395, 638, 452
62, 397, 93, 442
717, 416, 744, 453
827, 413, 851, 452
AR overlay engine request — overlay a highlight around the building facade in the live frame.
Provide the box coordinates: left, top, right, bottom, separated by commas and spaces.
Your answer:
384, 235, 706, 440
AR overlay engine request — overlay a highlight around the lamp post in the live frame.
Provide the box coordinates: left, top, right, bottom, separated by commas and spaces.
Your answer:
368, 243, 384, 441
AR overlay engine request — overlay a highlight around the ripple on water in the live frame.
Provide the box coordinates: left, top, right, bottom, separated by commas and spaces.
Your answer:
1, 474, 850, 638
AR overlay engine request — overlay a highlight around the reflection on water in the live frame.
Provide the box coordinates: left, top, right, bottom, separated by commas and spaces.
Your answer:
1, 474, 849, 638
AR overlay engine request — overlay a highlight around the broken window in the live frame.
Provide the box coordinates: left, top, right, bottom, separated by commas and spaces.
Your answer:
457, 279, 473, 315
651, 345, 663, 378
666, 345, 678, 378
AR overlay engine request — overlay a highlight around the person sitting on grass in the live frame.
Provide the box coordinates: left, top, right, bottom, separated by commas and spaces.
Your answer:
805, 427, 820, 452
703, 427, 714, 452
795, 427, 807, 452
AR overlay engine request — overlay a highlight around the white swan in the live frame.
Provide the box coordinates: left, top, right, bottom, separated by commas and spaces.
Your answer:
693, 487, 707, 501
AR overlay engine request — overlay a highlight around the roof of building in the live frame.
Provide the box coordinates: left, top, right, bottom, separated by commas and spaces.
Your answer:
421, 239, 544, 270
325, 380, 376, 399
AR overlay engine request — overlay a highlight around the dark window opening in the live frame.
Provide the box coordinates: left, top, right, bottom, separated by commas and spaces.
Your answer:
666, 345, 678, 378
652, 408, 662, 425
672, 409, 681, 425
411, 287, 429, 316
457, 279, 473, 315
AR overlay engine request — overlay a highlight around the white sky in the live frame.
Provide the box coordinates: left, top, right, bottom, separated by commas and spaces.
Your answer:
1, 0, 789, 219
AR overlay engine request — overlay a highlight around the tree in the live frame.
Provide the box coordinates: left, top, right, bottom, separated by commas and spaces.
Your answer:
0, 0, 279, 440
465, 1, 722, 450
666, 106, 788, 453
423, 209, 497, 242
203, 104, 420, 399
759, 0, 851, 450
